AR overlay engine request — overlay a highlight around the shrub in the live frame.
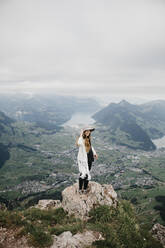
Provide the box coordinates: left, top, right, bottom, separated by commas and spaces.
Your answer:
24, 207, 67, 225
0, 210, 23, 228
88, 201, 163, 248
88, 205, 115, 224
50, 221, 84, 236
25, 224, 53, 248
0, 202, 163, 248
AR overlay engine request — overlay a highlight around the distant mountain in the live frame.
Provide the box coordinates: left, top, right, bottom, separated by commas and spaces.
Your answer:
0, 111, 15, 133
0, 110, 39, 168
139, 100, 165, 122
0, 111, 15, 168
0, 93, 100, 130
92, 100, 165, 151
0, 93, 100, 167
0, 111, 16, 141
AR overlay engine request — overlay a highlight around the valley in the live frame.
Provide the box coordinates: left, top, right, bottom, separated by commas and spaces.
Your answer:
0, 122, 165, 228
0, 96, 165, 229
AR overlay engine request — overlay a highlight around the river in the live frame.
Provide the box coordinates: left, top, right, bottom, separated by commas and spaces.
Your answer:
62, 112, 95, 128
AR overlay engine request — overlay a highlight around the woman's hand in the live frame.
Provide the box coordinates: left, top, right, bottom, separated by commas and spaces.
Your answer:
80, 129, 84, 136
94, 154, 98, 160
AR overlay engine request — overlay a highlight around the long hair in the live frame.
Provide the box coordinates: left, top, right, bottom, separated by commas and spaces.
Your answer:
82, 131, 91, 139
82, 131, 91, 152
75, 131, 91, 152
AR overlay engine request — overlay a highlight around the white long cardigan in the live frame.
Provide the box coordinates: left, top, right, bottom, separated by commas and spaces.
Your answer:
77, 135, 96, 180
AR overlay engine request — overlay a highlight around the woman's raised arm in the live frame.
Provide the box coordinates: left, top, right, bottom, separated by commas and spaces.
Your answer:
76, 129, 84, 147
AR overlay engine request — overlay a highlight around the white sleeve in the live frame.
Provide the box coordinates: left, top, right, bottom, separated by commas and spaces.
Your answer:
77, 136, 84, 146
92, 146, 96, 156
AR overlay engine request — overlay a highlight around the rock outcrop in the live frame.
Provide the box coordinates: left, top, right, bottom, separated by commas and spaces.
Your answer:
35, 181, 117, 219
0, 202, 7, 211
151, 223, 165, 247
50, 230, 104, 248
34, 181, 117, 248
35, 199, 62, 210
62, 181, 117, 219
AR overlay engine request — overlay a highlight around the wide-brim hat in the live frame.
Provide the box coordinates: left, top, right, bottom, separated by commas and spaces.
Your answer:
83, 127, 95, 132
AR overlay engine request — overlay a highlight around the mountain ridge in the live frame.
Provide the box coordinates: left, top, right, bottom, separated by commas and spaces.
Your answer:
92, 99, 165, 151
0, 111, 16, 168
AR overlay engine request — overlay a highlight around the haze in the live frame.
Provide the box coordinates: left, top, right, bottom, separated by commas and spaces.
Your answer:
0, 0, 165, 102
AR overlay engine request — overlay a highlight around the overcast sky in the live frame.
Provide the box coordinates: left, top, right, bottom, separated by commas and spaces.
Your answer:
0, 0, 165, 102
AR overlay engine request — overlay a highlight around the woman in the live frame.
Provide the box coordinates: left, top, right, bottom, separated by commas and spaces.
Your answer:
76, 127, 98, 194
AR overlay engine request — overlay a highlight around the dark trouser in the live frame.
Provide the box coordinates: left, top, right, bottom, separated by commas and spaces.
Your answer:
79, 174, 90, 191
79, 151, 93, 190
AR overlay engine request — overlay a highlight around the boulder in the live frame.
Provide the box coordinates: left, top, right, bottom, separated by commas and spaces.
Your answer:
62, 181, 117, 219
50, 230, 104, 248
0, 202, 7, 211
35, 199, 62, 210
151, 223, 165, 247
35, 181, 117, 219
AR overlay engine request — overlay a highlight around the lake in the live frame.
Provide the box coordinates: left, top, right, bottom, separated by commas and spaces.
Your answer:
152, 136, 165, 148
63, 114, 165, 149
62, 112, 95, 128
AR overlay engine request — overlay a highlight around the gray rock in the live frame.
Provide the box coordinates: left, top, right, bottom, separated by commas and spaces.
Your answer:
35, 199, 62, 210
0, 203, 7, 211
151, 223, 165, 247
62, 181, 117, 219
35, 181, 117, 219
50, 230, 104, 248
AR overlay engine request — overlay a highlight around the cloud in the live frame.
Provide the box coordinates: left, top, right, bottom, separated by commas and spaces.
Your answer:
0, 0, 165, 100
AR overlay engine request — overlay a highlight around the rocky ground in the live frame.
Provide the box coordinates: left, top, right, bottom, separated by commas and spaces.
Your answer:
0, 227, 32, 248
0, 181, 117, 248
152, 223, 165, 248
0, 181, 164, 248
50, 230, 104, 248
35, 181, 118, 219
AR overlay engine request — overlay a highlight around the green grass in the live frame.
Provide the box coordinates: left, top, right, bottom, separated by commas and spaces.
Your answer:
0, 207, 85, 248
0, 201, 163, 248
87, 201, 163, 248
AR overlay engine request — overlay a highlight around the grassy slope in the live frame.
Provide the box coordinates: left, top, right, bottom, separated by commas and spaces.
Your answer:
0, 201, 163, 248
